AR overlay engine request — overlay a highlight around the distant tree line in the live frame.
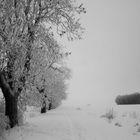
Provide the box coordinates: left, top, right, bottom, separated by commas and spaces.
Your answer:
115, 92, 140, 105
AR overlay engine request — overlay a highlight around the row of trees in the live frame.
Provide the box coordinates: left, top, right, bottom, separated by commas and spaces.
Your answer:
115, 92, 140, 105
0, 0, 85, 128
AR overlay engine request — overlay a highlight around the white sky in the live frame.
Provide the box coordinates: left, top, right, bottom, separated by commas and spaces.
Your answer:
64, 0, 140, 107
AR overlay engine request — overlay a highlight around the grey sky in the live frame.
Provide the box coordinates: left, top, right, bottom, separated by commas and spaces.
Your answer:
65, 0, 140, 107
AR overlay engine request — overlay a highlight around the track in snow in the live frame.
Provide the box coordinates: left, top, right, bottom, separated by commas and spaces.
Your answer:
5, 105, 140, 140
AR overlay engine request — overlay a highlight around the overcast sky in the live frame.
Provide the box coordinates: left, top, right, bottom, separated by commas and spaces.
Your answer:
64, 0, 140, 107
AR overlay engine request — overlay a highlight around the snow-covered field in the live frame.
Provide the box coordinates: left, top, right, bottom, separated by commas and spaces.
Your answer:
4, 104, 140, 140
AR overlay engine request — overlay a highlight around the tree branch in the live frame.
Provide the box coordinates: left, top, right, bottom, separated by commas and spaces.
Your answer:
49, 65, 63, 73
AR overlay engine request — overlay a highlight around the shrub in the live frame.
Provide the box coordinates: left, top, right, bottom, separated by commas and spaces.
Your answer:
101, 109, 115, 122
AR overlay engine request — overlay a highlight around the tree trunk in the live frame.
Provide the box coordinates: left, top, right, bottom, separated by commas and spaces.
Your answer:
48, 102, 52, 110
41, 100, 47, 113
0, 72, 18, 128
5, 95, 18, 128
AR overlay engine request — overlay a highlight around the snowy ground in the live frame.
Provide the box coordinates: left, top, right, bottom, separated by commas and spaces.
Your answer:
4, 104, 140, 140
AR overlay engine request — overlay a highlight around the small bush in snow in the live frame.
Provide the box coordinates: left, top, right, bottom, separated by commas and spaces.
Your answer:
101, 109, 115, 122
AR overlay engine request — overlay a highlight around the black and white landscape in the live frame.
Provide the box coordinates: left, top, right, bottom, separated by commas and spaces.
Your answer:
0, 0, 140, 140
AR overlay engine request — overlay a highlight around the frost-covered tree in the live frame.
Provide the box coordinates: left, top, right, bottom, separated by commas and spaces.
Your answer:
0, 0, 85, 127
25, 35, 71, 112
39, 66, 71, 112
19, 30, 71, 112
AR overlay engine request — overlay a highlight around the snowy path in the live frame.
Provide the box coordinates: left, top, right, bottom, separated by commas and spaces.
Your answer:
5, 106, 140, 140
